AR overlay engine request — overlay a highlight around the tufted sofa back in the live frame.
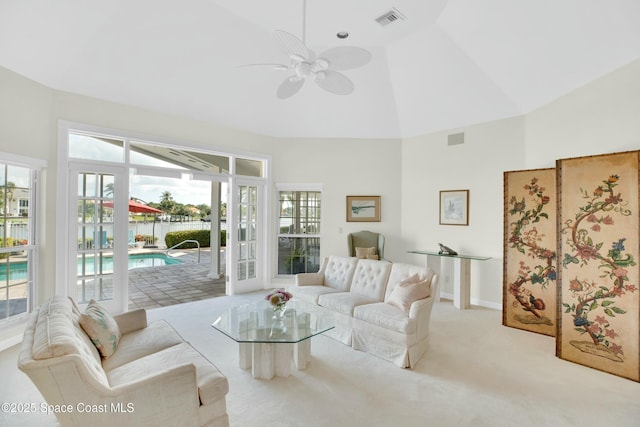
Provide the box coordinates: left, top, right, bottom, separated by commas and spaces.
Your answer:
321, 256, 358, 291
349, 259, 392, 301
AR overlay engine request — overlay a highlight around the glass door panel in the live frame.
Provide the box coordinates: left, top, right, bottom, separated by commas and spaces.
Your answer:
236, 184, 258, 282
228, 179, 266, 294
75, 171, 117, 305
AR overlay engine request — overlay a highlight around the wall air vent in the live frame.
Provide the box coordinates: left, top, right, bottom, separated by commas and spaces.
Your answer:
447, 132, 465, 146
375, 8, 406, 27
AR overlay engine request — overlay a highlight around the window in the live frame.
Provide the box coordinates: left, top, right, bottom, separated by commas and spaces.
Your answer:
0, 153, 43, 324
277, 189, 321, 275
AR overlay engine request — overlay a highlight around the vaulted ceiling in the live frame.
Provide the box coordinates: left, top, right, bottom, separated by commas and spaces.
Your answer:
1, 0, 639, 139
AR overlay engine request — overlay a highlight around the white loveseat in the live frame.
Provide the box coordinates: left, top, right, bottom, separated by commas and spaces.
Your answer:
18, 296, 229, 427
289, 256, 439, 368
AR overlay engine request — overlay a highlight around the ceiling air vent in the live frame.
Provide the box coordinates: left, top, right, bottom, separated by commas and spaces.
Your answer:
375, 8, 406, 27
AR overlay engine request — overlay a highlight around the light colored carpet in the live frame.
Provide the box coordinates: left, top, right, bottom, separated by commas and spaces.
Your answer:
2, 292, 639, 426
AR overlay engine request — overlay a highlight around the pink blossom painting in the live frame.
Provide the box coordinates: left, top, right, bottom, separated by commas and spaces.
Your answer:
503, 168, 557, 336
557, 151, 639, 382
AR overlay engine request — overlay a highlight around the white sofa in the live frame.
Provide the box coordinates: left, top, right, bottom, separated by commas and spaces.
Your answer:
18, 296, 229, 427
289, 255, 439, 368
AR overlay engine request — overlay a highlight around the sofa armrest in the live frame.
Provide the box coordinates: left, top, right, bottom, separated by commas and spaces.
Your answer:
98, 363, 201, 426
113, 309, 148, 335
408, 297, 430, 318
409, 296, 436, 341
295, 272, 324, 286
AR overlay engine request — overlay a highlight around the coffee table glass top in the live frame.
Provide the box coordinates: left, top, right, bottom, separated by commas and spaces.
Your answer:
212, 300, 334, 344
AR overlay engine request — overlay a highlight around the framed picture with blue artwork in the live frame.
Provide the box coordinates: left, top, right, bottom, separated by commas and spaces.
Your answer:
346, 195, 381, 222
439, 189, 469, 225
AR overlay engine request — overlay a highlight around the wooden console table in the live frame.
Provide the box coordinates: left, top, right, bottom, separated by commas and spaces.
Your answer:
408, 250, 491, 310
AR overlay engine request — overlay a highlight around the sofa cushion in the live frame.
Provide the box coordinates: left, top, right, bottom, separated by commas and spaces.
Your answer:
32, 296, 79, 360
30, 296, 109, 387
353, 302, 417, 334
318, 292, 379, 316
349, 259, 392, 301
387, 278, 431, 314
106, 342, 229, 405
102, 319, 185, 371
288, 285, 342, 305
79, 299, 121, 358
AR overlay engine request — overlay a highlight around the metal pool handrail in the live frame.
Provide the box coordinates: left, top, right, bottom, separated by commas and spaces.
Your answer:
166, 240, 201, 263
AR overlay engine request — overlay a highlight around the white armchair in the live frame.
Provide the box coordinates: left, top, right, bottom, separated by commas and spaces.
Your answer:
18, 296, 229, 427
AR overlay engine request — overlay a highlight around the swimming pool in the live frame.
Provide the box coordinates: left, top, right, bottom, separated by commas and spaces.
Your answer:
0, 253, 183, 282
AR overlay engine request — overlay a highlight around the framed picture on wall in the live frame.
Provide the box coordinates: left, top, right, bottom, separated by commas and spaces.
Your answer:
439, 190, 469, 225
346, 196, 381, 222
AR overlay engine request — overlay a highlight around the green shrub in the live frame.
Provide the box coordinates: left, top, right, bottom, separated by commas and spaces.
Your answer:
0, 237, 25, 259
165, 230, 209, 248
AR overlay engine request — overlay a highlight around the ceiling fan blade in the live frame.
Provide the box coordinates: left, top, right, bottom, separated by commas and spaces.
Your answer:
274, 30, 310, 61
237, 63, 289, 70
317, 47, 372, 71
314, 70, 354, 95
277, 77, 305, 99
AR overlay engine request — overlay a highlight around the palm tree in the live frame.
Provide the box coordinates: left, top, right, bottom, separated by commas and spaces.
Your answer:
159, 191, 176, 215
0, 181, 16, 214
104, 182, 114, 198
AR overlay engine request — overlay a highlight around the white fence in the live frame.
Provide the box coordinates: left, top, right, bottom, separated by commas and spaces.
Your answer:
0, 220, 218, 248
129, 220, 217, 247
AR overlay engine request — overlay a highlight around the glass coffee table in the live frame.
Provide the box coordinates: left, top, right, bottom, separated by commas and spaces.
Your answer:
212, 300, 334, 379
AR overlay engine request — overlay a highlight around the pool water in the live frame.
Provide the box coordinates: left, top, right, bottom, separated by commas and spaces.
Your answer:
0, 253, 183, 281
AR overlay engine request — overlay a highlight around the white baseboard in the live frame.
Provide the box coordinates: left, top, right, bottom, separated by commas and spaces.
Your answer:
0, 334, 22, 352
439, 292, 502, 311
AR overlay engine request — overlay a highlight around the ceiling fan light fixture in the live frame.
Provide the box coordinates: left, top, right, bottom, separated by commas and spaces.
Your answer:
314, 71, 326, 81
315, 58, 329, 69
295, 62, 311, 78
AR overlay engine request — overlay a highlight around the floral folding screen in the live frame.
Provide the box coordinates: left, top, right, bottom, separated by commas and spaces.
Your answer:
556, 151, 639, 382
503, 168, 557, 336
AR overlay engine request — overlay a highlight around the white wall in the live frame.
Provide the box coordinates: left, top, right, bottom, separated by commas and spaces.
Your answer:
0, 69, 55, 292
0, 66, 400, 301
399, 58, 640, 309
0, 55, 638, 324
401, 116, 526, 307
269, 137, 401, 261
525, 59, 640, 168
0, 68, 54, 345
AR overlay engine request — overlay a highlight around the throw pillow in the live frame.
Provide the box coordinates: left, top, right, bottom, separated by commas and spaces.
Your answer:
399, 273, 419, 285
355, 246, 376, 259
79, 299, 121, 358
366, 254, 379, 260
387, 278, 431, 314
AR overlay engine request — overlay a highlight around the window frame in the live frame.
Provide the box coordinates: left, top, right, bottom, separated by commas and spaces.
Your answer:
57, 120, 273, 305
0, 151, 45, 329
275, 183, 322, 276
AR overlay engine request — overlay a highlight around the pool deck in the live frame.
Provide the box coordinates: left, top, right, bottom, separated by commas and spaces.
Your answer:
127, 247, 226, 310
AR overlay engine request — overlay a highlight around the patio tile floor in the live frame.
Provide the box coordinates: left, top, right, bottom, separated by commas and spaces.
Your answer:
127, 248, 226, 310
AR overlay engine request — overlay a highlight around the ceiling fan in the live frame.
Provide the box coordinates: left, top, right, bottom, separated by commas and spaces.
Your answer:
243, 0, 372, 99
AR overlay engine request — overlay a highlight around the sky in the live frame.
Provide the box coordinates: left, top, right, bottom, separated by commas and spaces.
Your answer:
69, 133, 228, 206
130, 174, 228, 206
